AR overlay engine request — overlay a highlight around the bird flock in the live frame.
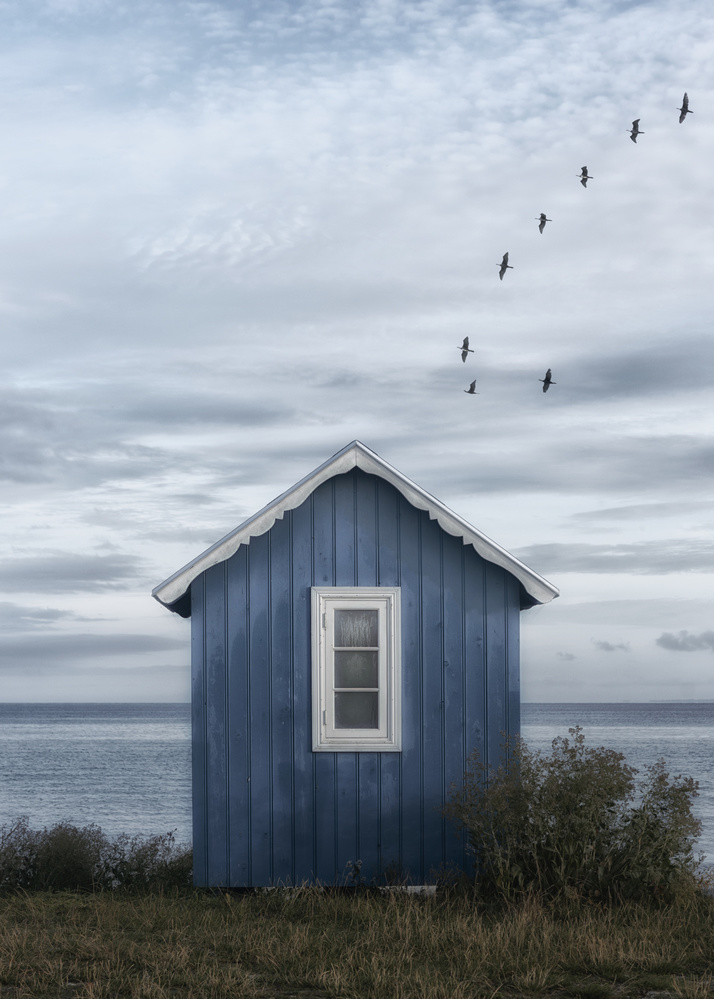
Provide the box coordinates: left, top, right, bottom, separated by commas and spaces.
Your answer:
459, 92, 693, 399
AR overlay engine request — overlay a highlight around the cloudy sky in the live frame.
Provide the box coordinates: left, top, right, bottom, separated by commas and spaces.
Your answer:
1, 0, 713, 703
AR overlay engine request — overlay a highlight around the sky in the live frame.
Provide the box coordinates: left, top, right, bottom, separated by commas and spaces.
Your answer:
1, 0, 713, 703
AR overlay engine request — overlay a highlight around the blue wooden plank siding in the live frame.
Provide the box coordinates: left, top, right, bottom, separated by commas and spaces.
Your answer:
191, 466, 523, 887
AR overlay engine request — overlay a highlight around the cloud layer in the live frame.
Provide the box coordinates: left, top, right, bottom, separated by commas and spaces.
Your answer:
2, 0, 713, 700
656, 631, 714, 653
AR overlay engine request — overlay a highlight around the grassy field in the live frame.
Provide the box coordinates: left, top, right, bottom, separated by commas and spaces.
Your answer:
1, 888, 713, 999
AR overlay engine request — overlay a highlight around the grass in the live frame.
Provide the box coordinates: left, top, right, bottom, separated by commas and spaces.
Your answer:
1, 888, 713, 999
1, 734, 710, 999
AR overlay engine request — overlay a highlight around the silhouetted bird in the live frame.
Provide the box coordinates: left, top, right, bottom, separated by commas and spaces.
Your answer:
498, 252, 512, 280
628, 119, 644, 143
678, 92, 692, 123
539, 368, 556, 393
536, 213, 552, 234
459, 337, 474, 363
579, 166, 592, 187
464, 379, 479, 395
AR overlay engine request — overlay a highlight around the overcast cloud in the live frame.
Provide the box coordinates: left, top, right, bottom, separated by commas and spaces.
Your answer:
1, 0, 713, 702
656, 631, 714, 653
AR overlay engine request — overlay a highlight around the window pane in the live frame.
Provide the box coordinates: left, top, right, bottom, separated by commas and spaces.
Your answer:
334, 609, 378, 648
334, 650, 378, 688
334, 692, 379, 729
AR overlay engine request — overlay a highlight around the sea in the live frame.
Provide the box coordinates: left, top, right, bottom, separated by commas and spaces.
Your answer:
0, 702, 712, 865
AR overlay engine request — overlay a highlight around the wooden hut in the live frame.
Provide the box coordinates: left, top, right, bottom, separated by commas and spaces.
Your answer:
153, 441, 558, 887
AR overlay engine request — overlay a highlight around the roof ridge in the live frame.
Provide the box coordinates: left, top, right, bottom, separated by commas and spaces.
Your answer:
152, 441, 559, 611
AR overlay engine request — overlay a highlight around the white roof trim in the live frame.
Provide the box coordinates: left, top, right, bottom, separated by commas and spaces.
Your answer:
152, 441, 559, 610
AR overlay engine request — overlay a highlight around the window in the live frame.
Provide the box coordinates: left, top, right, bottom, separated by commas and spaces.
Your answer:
311, 587, 401, 752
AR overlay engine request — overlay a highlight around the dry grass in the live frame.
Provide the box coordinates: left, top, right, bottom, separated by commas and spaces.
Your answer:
0, 888, 713, 999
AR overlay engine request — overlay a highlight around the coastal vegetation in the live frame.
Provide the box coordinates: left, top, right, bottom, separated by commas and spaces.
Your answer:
446, 726, 704, 905
0, 887, 713, 998
1, 729, 711, 997
0, 819, 192, 893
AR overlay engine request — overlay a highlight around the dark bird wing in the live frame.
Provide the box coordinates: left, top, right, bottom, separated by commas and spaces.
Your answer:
501, 253, 509, 266
462, 337, 469, 350
632, 119, 640, 128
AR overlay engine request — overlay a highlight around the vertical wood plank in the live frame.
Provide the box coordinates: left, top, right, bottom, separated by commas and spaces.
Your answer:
290, 498, 317, 883
333, 471, 356, 586
313, 479, 335, 586
507, 579, 521, 741
397, 496, 422, 883
377, 753, 401, 881
203, 563, 229, 885
226, 547, 250, 886
464, 548, 486, 764
248, 533, 272, 885
375, 477, 399, 587
463, 546, 486, 883
190, 578, 207, 886
485, 562, 507, 770
357, 753, 380, 882
355, 469, 378, 586
269, 514, 294, 883
420, 515, 444, 883
336, 753, 359, 882
442, 534, 467, 873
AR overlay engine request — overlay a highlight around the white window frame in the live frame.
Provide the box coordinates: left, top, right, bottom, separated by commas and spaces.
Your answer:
311, 586, 401, 752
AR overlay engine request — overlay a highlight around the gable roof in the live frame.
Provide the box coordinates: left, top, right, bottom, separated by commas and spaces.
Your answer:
152, 440, 559, 615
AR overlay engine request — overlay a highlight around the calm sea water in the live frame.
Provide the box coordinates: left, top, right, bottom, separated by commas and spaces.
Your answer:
0, 702, 712, 864
0, 704, 192, 844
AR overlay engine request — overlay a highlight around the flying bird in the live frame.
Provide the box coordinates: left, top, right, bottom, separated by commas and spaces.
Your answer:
459, 337, 474, 362
628, 119, 644, 143
539, 368, 556, 393
498, 252, 513, 280
678, 92, 692, 123
579, 166, 592, 187
464, 379, 479, 395
536, 213, 552, 234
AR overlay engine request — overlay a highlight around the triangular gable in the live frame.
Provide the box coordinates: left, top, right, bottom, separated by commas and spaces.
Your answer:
152, 440, 559, 614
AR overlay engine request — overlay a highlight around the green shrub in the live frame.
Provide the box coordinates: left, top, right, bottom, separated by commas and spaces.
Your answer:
0, 817, 192, 893
101, 830, 193, 891
32, 821, 107, 891
0, 817, 38, 891
446, 727, 703, 904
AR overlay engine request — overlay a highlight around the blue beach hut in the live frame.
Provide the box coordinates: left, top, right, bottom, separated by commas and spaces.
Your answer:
153, 441, 558, 887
